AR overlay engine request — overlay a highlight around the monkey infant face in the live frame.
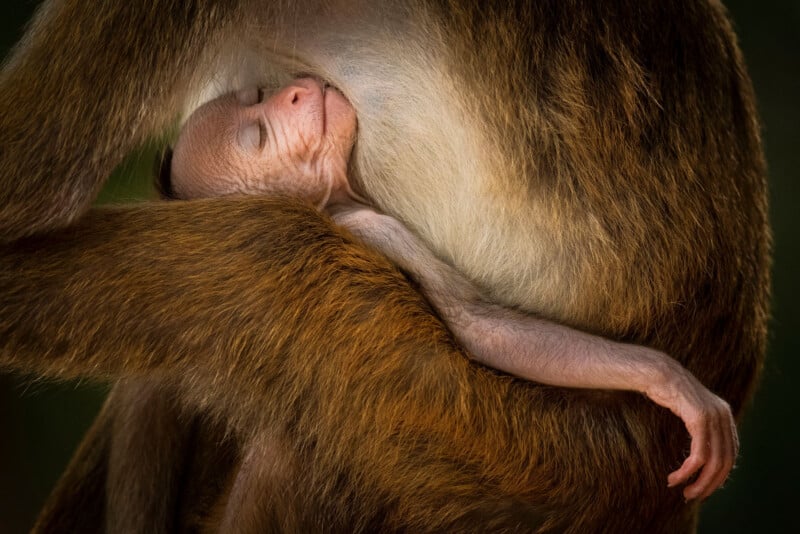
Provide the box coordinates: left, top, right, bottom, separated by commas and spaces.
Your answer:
171, 77, 356, 206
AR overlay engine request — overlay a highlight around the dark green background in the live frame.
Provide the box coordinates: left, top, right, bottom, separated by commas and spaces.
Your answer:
1, 1, 797, 532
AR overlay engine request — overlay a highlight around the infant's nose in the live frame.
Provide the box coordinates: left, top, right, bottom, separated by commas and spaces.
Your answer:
277, 77, 322, 109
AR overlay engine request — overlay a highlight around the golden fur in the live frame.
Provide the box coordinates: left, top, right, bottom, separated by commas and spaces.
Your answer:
0, 0, 769, 532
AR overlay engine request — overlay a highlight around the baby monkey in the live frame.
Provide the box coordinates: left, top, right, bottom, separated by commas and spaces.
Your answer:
168, 77, 737, 501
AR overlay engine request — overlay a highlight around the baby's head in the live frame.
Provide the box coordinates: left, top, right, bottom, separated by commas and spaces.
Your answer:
169, 77, 358, 206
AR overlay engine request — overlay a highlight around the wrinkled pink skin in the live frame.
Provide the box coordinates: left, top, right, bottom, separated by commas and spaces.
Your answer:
172, 77, 361, 207
172, 80, 738, 502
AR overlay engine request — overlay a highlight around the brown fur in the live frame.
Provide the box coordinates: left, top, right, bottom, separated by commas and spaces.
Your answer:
0, 0, 769, 532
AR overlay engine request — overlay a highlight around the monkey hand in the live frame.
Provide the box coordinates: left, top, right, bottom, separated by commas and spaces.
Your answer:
643, 360, 739, 502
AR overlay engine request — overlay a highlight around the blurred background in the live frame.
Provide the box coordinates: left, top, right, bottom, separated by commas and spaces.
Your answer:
0, 1, 797, 532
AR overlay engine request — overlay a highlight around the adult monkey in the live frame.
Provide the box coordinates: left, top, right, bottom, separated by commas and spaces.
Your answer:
0, 0, 769, 533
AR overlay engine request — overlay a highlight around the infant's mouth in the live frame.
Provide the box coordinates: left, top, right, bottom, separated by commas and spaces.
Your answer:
321, 81, 328, 135
321, 81, 348, 137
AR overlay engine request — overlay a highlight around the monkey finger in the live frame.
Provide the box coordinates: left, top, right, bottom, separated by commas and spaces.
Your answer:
699, 409, 738, 501
667, 455, 702, 489
667, 422, 708, 488
682, 415, 723, 500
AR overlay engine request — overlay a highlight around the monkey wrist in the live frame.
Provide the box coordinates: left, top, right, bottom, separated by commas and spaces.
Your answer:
637, 352, 696, 408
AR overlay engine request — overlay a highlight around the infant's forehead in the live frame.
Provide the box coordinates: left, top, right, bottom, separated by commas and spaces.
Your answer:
173, 98, 243, 180
180, 97, 235, 149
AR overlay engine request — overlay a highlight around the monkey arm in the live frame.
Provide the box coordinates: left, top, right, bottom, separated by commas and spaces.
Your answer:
0, 0, 245, 241
334, 205, 737, 501
0, 197, 392, 386
458, 309, 738, 502
0, 196, 462, 436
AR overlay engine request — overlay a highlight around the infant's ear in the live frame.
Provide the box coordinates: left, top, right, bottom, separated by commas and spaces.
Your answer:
154, 147, 176, 200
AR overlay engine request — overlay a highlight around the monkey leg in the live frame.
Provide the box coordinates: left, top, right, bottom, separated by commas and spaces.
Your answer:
31, 393, 112, 534
105, 379, 194, 534
214, 433, 305, 534
34, 380, 242, 534
31, 381, 193, 534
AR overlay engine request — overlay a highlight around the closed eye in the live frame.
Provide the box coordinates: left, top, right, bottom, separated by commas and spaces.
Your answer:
238, 122, 261, 151
256, 88, 267, 149
236, 87, 268, 150
258, 120, 267, 150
